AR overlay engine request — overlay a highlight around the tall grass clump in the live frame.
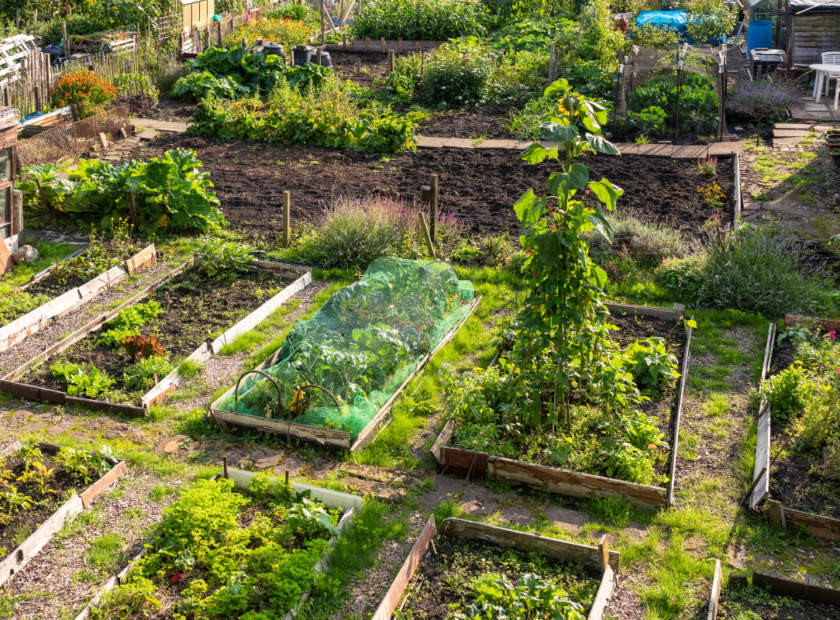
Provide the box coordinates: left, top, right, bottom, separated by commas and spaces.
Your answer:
696, 222, 830, 318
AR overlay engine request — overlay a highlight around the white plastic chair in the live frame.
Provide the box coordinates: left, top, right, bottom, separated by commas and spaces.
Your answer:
821, 52, 840, 109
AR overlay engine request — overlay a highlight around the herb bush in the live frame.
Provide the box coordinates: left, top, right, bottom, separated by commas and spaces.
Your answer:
93, 477, 341, 620
50, 68, 118, 119
353, 0, 490, 41
190, 80, 423, 153
728, 79, 798, 146
585, 210, 688, 267
442, 82, 683, 486
696, 222, 833, 318
172, 46, 287, 100
19, 149, 227, 234
224, 15, 311, 49
450, 573, 586, 620
626, 72, 718, 135
49, 362, 116, 398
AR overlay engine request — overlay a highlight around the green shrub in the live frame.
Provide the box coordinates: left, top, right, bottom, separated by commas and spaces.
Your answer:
655, 255, 706, 300
172, 47, 286, 100
112, 73, 159, 102
124, 356, 174, 391
423, 48, 494, 107
621, 337, 681, 394
353, 0, 490, 41
627, 73, 718, 135
696, 223, 830, 318
28, 14, 111, 43
195, 238, 254, 280
764, 365, 812, 420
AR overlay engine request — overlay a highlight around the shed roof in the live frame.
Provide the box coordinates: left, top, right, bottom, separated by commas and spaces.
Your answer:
789, 0, 840, 14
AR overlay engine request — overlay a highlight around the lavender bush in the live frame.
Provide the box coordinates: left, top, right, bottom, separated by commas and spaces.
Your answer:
728, 79, 798, 146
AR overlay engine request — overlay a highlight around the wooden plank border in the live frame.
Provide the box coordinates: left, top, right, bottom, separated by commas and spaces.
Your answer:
752, 571, 840, 606
750, 322, 775, 509
0, 442, 127, 588
208, 296, 482, 452
141, 268, 313, 408
0, 244, 157, 355
371, 518, 618, 620
432, 303, 690, 509
734, 153, 742, 227
72, 468, 361, 620
708, 559, 722, 620
324, 39, 446, 53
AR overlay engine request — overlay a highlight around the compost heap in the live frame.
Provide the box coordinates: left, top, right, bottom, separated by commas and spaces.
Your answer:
221, 258, 475, 439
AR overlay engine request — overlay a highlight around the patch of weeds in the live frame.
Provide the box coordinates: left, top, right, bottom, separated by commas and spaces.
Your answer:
149, 484, 175, 501
177, 358, 204, 380
12, 524, 32, 546
678, 432, 699, 460
703, 393, 729, 417
434, 500, 463, 527
590, 495, 631, 528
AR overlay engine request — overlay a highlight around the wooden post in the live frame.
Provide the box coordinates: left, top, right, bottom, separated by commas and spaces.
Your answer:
62, 21, 69, 58
364, 38, 370, 51
217, 20, 222, 47
34, 85, 41, 111
380, 37, 386, 53
769, 500, 786, 528
340, 0, 344, 27
241, 36, 247, 48
3, 88, 9, 107
421, 52, 425, 78
598, 535, 609, 574
398, 38, 403, 53
282, 191, 291, 247
317, 47, 322, 66
387, 49, 394, 75
429, 173, 438, 243
12, 190, 23, 237
127, 192, 139, 233
223, 456, 229, 479
418, 213, 436, 259
320, 0, 325, 45
356, 58, 361, 75
343, 33, 347, 48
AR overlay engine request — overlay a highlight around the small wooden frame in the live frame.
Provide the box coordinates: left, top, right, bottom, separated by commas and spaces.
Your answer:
431, 302, 691, 509
0, 244, 157, 355
752, 315, 840, 540
0, 441, 127, 588
72, 467, 361, 620
371, 518, 619, 620
207, 294, 482, 451
0, 259, 309, 416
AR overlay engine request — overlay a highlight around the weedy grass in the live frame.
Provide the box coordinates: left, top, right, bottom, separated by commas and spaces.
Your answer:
0, 240, 76, 296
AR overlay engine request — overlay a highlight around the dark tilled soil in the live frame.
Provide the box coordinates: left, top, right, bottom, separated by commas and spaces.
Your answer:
771, 443, 840, 520
27, 269, 287, 400
417, 104, 514, 140
130, 93, 196, 122
408, 535, 600, 620
135, 134, 733, 242
719, 588, 840, 620
328, 49, 389, 88
0, 452, 83, 555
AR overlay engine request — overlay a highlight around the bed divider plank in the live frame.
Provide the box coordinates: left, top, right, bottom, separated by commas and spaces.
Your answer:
778, 506, 840, 541
707, 559, 722, 620
752, 571, 840, 606
749, 323, 776, 510
0, 442, 127, 588
0, 244, 157, 355
667, 323, 693, 506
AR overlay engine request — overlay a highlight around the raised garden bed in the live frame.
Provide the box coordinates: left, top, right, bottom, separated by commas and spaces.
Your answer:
720, 571, 840, 618
371, 517, 618, 620
0, 440, 127, 588
72, 466, 362, 620
751, 314, 840, 541
431, 302, 692, 510
0, 244, 156, 355
208, 258, 481, 451
151, 139, 736, 240
0, 258, 309, 417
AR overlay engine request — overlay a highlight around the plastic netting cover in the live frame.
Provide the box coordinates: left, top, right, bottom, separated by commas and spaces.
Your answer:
220, 258, 475, 440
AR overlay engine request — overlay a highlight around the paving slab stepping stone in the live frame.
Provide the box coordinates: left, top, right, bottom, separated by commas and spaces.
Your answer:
418, 475, 464, 511
249, 448, 284, 469
46, 419, 77, 435
499, 504, 533, 526
216, 448, 250, 468
155, 435, 190, 454
67, 431, 91, 442
32, 412, 59, 422
543, 506, 590, 535
341, 477, 404, 501
308, 458, 338, 480
103, 423, 133, 439
21, 422, 48, 433
272, 454, 303, 478
752, 553, 783, 566
129, 430, 148, 444
84, 418, 113, 432
459, 484, 504, 516
7, 410, 32, 426
727, 542, 748, 569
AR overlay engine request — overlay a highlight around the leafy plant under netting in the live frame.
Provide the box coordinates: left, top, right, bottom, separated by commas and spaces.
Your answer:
626, 72, 718, 136
172, 47, 288, 100
18, 149, 227, 234
352, 0, 491, 41
221, 258, 475, 438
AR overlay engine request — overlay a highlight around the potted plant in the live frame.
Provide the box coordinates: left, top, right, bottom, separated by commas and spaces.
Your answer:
826, 128, 840, 147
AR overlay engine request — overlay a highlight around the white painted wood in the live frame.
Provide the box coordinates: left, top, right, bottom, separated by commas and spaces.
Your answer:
224, 466, 364, 509
587, 565, 616, 620
750, 407, 771, 509
140, 342, 213, 409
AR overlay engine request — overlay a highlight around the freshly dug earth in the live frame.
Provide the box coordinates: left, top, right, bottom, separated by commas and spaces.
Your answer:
416, 104, 514, 140
27, 269, 288, 401
407, 534, 600, 619
0, 450, 96, 555
451, 312, 687, 480
328, 49, 389, 88
133, 135, 733, 242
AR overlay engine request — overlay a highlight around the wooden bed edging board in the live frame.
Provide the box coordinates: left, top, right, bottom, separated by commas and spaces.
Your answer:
207, 295, 482, 451
72, 550, 144, 620
769, 500, 840, 541
141, 268, 313, 408
784, 313, 840, 332
324, 39, 445, 53
0, 243, 157, 355
432, 302, 691, 510
733, 153, 742, 226
752, 571, 840, 606
750, 322, 776, 509
371, 518, 618, 620
707, 559, 722, 620
15, 246, 87, 292
0, 441, 127, 588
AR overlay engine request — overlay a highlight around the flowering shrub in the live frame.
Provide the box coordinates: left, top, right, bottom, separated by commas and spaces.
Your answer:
728, 79, 798, 145
50, 69, 117, 118
353, 0, 489, 41
698, 180, 725, 209
223, 16, 311, 49
424, 49, 494, 107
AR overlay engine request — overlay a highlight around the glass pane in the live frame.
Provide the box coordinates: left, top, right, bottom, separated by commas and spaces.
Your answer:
0, 189, 7, 240
0, 149, 10, 184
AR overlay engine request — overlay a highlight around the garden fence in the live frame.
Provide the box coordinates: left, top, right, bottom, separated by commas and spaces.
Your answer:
614, 44, 728, 141
17, 105, 130, 168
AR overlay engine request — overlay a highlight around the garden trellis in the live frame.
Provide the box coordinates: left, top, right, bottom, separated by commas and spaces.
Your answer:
615, 44, 727, 140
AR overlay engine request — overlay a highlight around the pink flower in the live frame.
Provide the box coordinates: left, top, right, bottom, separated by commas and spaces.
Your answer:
472, 440, 478, 445
830, 330, 836, 341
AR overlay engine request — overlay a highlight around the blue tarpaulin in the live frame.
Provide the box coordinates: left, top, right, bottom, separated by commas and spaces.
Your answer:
634, 10, 725, 44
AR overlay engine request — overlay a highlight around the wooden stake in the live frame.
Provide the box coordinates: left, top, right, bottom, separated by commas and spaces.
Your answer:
364, 38, 370, 51
127, 192, 139, 233
320, 0, 325, 45
415, 41, 420, 53
398, 38, 403, 53
549, 43, 556, 81
223, 456, 229, 479
62, 21, 69, 58
380, 37, 386, 53
355, 58, 361, 75
418, 213, 436, 259
35, 178, 54, 216
343, 33, 346, 48
34, 85, 41, 111
429, 173, 438, 243
598, 535, 609, 574
387, 49, 394, 75
282, 191, 291, 247
12, 190, 23, 237
285, 470, 289, 486
769, 500, 786, 528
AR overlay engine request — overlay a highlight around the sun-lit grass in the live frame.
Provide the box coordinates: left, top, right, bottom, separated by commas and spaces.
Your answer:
0, 240, 77, 295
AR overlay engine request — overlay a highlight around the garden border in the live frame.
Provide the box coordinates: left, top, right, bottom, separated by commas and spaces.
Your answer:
0, 259, 308, 417
430, 302, 692, 510
707, 559, 722, 619
751, 570, 840, 606
0, 244, 157, 355
370, 517, 619, 620
207, 294, 482, 451
324, 39, 445, 54
753, 314, 840, 540
70, 466, 362, 620
749, 322, 775, 510
0, 440, 127, 588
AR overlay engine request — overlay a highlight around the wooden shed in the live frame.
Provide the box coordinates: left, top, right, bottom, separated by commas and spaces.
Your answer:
0, 106, 19, 273
785, 0, 840, 68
